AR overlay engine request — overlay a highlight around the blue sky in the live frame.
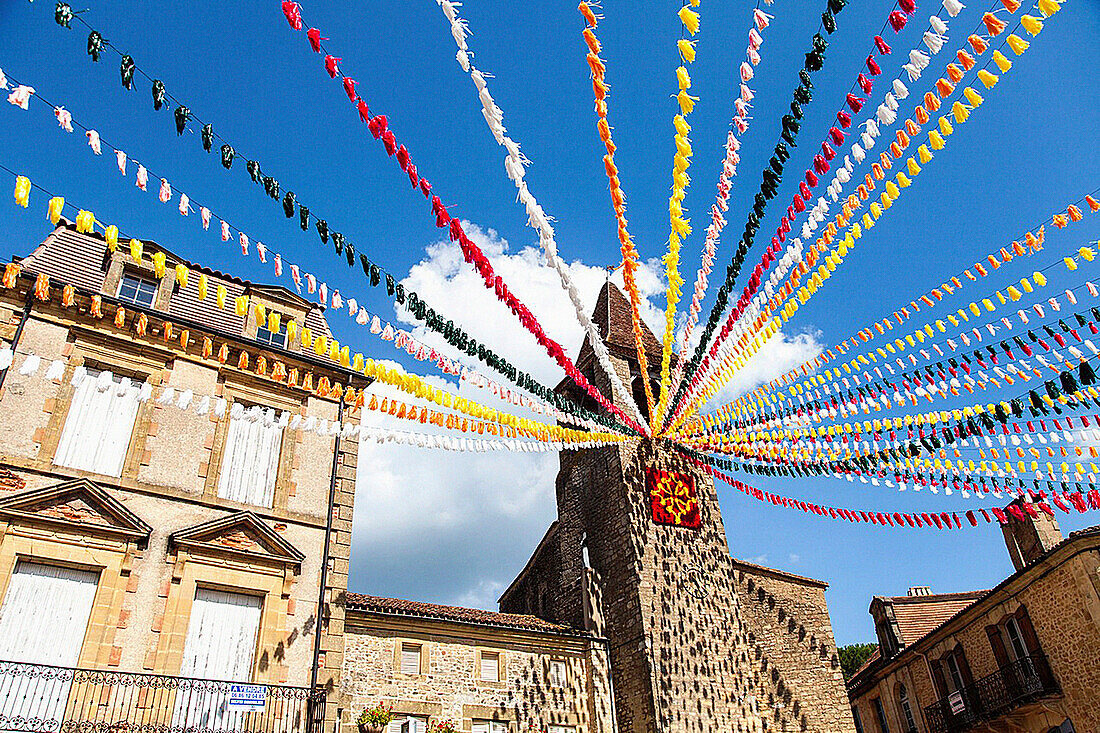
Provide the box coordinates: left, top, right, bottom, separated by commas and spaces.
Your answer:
2, 0, 1100, 646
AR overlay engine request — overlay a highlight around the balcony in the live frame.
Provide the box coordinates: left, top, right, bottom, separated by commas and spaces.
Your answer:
0, 660, 324, 733
924, 654, 1060, 733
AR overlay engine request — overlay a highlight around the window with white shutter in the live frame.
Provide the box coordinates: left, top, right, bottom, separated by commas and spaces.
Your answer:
548, 726, 576, 733
400, 643, 422, 675
472, 721, 508, 733
548, 659, 567, 688
172, 588, 263, 732
480, 651, 500, 681
0, 562, 100, 728
217, 403, 284, 507
54, 368, 142, 477
387, 715, 427, 733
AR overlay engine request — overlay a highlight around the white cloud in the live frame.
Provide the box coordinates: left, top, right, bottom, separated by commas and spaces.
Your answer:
788, 553, 801, 564
702, 328, 824, 413
395, 222, 666, 387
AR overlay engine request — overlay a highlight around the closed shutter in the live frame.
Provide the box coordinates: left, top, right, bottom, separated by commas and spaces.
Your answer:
472, 722, 490, 733
480, 652, 499, 681
548, 660, 566, 688
54, 370, 141, 477
0, 562, 100, 730
172, 589, 263, 732
986, 625, 1010, 669
179, 588, 262, 681
472, 722, 506, 733
400, 644, 421, 675
217, 406, 283, 507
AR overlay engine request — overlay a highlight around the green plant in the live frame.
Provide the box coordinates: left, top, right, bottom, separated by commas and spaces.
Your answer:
356, 704, 394, 728
839, 642, 878, 681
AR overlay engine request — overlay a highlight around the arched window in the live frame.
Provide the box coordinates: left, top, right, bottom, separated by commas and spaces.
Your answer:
897, 683, 918, 733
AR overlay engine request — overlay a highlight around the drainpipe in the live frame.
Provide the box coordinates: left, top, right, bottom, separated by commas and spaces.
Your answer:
0, 293, 34, 393
312, 397, 344, 718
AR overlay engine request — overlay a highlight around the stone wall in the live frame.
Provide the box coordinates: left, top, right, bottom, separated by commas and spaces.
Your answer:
340, 610, 615, 732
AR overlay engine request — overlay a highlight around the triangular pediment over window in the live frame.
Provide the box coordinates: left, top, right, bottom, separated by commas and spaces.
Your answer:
0, 478, 152, 545
169, 511, 304, 568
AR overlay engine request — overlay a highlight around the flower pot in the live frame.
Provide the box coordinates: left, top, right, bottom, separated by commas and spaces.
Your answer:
358, 725, 384, 733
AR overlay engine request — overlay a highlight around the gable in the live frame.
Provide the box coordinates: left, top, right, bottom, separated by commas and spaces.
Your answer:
169, 511, 304, 568
0, 479, 152, 544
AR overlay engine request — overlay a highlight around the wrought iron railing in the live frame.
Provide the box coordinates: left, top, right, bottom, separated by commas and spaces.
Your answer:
923, 653, 1059, 733
0, 660, 325, 733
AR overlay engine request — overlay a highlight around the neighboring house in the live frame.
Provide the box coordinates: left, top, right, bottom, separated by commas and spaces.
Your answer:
848, 498, 1100, 733
339, 594, 615, 733
0, 222, 368, 732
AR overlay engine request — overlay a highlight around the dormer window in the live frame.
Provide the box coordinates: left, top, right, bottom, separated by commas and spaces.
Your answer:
256, 312, 288, 348
117, 272, 158, 308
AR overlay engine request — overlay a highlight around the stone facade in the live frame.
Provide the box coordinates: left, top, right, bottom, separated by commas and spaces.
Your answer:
0, 222, 368, 727
500, 283, 855, 733
339, 595, 615, 732
849, 504, 1100, 733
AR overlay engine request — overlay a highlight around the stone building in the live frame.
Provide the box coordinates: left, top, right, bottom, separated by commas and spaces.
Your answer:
848, 499, 1100, 733
0, 221, 367, 731
498, 283, 855, 733
338, 593, 615, 733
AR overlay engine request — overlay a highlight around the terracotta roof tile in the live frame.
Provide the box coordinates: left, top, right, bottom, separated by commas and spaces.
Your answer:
17, 223, 331, 339
887, 591, 987, 646
345, 593, 581, 635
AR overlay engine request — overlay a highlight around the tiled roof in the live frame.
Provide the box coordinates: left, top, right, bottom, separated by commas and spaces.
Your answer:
887, 591, 987, 646
345, 593, 582, 635
16, 223, 331, 339
850, 647, 881, 680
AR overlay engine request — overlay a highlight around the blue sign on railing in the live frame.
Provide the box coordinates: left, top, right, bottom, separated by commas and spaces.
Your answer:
228, 684, 267, 711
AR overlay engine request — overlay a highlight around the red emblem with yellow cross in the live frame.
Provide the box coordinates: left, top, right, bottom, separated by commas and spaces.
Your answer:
646, 468, 701, 529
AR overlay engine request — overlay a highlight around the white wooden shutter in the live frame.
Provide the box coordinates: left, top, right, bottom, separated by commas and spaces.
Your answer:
388, 716, 426, 733
549, 660, 566, 688
480, 653, 499, 681
471, 722, 490, 733
400, 644, 421, 675
54, 370, 141, 477
217, 406, 283, 507
490, 723, 507, 733
179, 588, 262, 681
172, 589, 263, 733
0, 561, 99, 665
0, 562, 100, 731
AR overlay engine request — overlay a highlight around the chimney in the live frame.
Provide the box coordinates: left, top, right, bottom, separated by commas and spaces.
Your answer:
906, 586, 932, 597
1001, 498, 1063, 572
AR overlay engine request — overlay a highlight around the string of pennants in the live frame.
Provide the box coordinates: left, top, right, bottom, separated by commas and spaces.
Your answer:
5, 0, 1087, 531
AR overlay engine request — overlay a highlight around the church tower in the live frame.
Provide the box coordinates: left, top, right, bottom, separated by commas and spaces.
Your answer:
500, 283, 855, 732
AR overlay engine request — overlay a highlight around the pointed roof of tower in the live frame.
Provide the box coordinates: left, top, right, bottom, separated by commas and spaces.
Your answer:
588, 280, 662, 360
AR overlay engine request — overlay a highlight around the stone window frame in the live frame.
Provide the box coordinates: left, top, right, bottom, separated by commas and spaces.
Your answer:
474, 648, 506, 688
102, 250, 176, 313
0, 481, 150, 670
152, 544, 295, 683
393, 639, 429, 678
37, 330, 169, 482
546, 656, 568, 689
201, 373, 303, 512
242, 290, 310, 350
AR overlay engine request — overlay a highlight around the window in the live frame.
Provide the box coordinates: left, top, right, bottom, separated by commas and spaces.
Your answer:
178, 588, 262, 681
872, 698, 890, 733
853, 707, 865, 733
117, 272, 158, 308
944, 652, 965, 692
217, 404, 284, 507
400, 643, 422, 675
0, 562, 100, 727
480, 651, 500, 682
55, 368, 142, 477
387, 715, 426, 733
1004, 618, 1028, 661
256, 313, 288, 348
472, 722, 508, 733
548, 727, 575, 733
548, 659, 567, 688
897, 684, 918, 733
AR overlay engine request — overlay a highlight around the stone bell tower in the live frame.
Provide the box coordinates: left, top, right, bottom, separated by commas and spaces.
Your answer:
500, 283, 856, 732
